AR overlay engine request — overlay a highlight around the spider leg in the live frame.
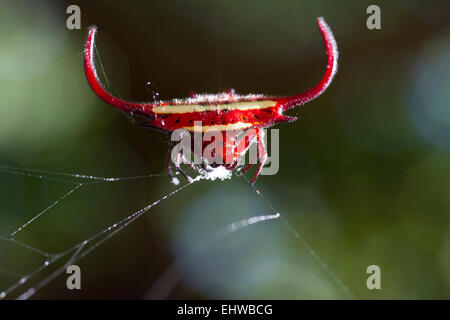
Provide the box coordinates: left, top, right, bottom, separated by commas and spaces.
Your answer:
229, 129, 257, 171
226, 161, 239, 171
225, 147, 240, 170
224, 133, 239, 170
225, 145, 246, 170
225, 145, 240, 170
241, 140, 259, 173
174, 151, 193, 183
241, 153, 257, 173
166, 142, 179, 185
250, 129, 268, 185
166, 142, 193, 184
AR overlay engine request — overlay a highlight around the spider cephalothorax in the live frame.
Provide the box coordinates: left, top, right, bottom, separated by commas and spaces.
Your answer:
84, 17, 338, 184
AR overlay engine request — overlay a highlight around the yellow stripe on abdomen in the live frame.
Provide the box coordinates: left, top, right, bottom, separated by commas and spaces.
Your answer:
153, 100, 276, 114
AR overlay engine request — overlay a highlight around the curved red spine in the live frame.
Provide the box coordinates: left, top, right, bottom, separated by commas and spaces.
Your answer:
84, 26, 155, 117
278, 17, 338, 111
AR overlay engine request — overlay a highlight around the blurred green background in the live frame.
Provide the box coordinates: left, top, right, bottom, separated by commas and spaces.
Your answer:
0, 0, 449, 299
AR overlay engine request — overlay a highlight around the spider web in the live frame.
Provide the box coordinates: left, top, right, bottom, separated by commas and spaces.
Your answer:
0, 163, 354, 299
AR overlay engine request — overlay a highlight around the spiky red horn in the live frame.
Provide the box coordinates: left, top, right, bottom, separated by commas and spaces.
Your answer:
279, 17, 338, 111
84, 26, 155, 116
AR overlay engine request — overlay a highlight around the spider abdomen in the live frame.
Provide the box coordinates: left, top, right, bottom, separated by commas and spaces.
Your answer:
150, 99, 291, 132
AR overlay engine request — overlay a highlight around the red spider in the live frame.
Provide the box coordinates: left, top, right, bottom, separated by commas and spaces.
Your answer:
84, 17, 338, 184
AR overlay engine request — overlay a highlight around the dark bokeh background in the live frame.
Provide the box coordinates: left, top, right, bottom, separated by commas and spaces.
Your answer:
0, 0, 449, 299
